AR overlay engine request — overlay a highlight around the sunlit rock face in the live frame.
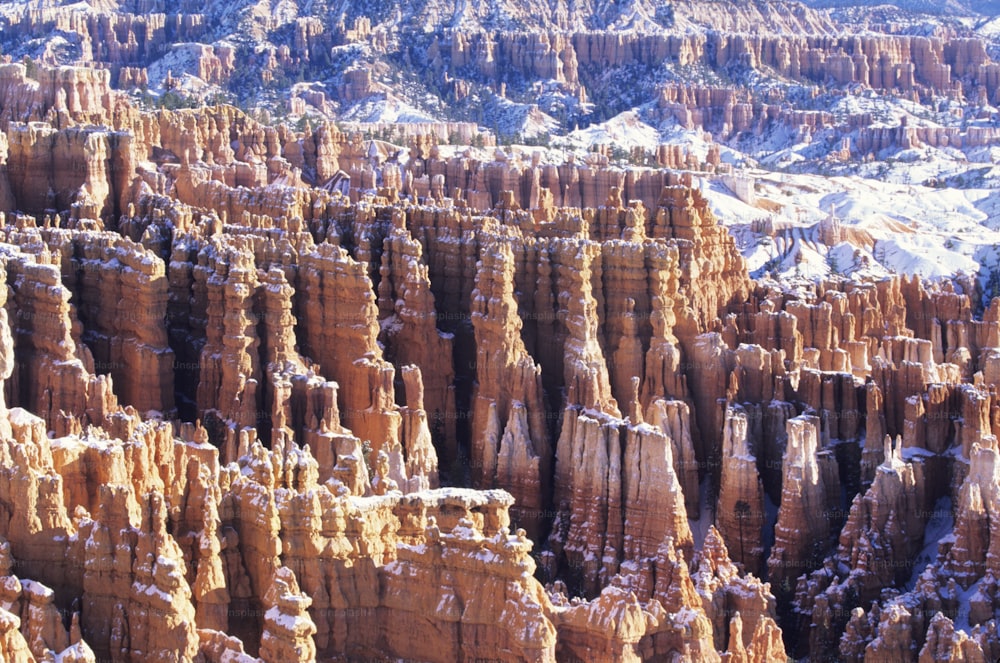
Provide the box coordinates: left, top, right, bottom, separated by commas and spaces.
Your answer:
0, 28, 994, 661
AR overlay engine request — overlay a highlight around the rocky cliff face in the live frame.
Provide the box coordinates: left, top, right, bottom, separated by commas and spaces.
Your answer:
0, 56, 994, 663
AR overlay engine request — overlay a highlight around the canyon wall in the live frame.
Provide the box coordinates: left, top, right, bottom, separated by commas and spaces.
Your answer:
0, 59, 992, 662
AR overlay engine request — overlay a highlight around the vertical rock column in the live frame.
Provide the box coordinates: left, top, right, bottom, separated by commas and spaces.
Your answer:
555, 238, 619, 417
947, 441, 1000, 589
639, 242, 689, 407
0, 261, 12, 436
192, 489, 231, 633
74, 234, 175, 415
641, 241, 700, 518
258, 264, 367, 485
399, 365, 440, 491
195, 241, 262, 430
716, 405, 766, 575
622, 420, 695, 563
470, 239, 550, 540
767, 415, 829, 597
0, 131, 17, 212
298, 243, 407, 488
126, 492, 201, 663
259, 567, 317, 663
377, 225, 456, 463
6, 255, 116, 431
549, 408, 617, 596
644, 397, 700, 520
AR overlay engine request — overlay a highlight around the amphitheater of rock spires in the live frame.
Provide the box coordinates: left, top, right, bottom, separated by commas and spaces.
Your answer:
1, 0, 1000, 661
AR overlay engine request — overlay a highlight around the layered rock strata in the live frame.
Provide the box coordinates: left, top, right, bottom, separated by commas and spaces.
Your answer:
0, 57, 994, 663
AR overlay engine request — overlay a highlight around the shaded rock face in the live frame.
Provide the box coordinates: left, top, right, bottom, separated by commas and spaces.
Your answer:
0, 59, 996, 663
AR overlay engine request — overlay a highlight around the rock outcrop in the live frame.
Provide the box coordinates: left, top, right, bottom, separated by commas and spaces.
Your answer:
0, 49, 993, 663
